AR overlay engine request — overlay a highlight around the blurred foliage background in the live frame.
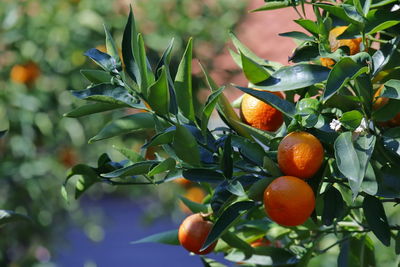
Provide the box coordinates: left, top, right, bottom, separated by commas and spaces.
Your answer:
0, 0, 246, 265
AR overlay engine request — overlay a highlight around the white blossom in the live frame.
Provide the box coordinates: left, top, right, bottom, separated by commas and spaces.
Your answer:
354, 118, 368, 134
330, 119, 342, 131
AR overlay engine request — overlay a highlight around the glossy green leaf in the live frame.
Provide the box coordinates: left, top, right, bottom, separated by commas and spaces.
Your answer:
376, 164, 400, 198
143, 130, 175, 148
201, 87, 224, 136
72, 84, 138, 107
235, 121, 274, 144
350, 135, 376, 196
101, 161, 158, 178
324, 58, 368, 101
122, 6, 140, 83
339, 110, 363, 130
84, 48, 117, 72
338, 235, 376, 267
147, 66, 169, 115
314, 3, 365, 25
221, 232, 253, 255
174, 38, 195, 121
250, 1, 290, 12
64, 102, 124, 118
255, 64, 330, 92
103, 24, 121, 67
372, 99, 400, 121
289, 42, 320, 63
236, 86, 296, 117
372, 37, 400, 76
182, 169, 225, 183
382, 127, 400, 157
322, 186, 345, 226
113, 145, 144, 163
334, 132, 361, 185
65, 164, 99, 199
89, 112, 154, 142
279, 31, 314, 41
221, 135, 233, 179
137, 33, 154, 97
172, 124, 200, 166
80, 69, 112, 84
294, 19, 319, 35
240, 51, 270, 83
0, 210, 30, 226
201, 257, 228, 267
395, 231, 400, 255
148, 158, 176, 176
131, 230, 179, 245
363, 195, 391, 246
380, 79, 400, 99
225, 246, 296, 266
179, 196, 209, 214
201, 201, 255, 251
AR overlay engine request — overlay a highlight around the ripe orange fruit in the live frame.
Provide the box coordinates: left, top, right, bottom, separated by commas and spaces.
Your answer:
373, 85, 400, 127
10, 62, 40, 85
174, 177, 192, 188
277, 131, 324, 179
179, 187, 205, 214
240, 92, 284, 132
320, 26, 362, 68
250, 238, 281, 248
178, 213, 217, 255
263, 176, 315, 226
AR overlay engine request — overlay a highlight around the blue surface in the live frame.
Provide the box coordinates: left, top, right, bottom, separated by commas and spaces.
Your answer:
55, 197, 230, 267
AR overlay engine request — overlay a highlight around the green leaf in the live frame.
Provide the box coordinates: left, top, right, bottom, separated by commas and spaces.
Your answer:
84, 48, 117, 72
131, 230, 179, 245
179, 196, 209, 214
0, 130, 7, 138
372, 99, 400, 122
225, 247, 296, 266
101, 161, 158, 178
235, 121, 274, 145
289, 42, 320, 63
240, 51, 270, 83
236, 86, 296, 118
338, 235, 376, 267
172, 124, 200, 166
148, 158, 176, 176
349, 135, 376, 196
72, 84, 138, 107
334, 132, 361, 188
221, 135, 233, 179
376, 164, 400, 198
395, 231, 400, 255
182, 169, 225, 183
221, 231, 253, 255
324, 58, 368, 101
362, 195, 391, 246
65, 164, 100, 199
322, 186, 345, 225
255, 64, 330, 92
113, 145, 145, 163
294, 19, 319, 35
143, 130, 175, 148
250, 1, 290, 12
0, 210, 30, 226
200, 257, 228, 267
279, 31, 314, 41
147, 66, 169, 115
90, 112, 154, 142
372, 37, 400, 76
340, 110, 363, 130
382, 127, 400, 157
64, 103, 124, 118
122, 6, 140, 83
103, 24, 121, 67
380, 79, 400, 99
137, 33, 154, 97
201, 87, 224, 136
174, 38, 195, 121
201, 201, 255, 251
80, 69, 112, 84
314, 3, 365, 25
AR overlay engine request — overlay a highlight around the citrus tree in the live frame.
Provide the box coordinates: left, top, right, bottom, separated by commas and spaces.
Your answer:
64, 0, 400, 265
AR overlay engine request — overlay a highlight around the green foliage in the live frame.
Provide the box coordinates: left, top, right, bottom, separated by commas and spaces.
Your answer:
65, 1, 400, 266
